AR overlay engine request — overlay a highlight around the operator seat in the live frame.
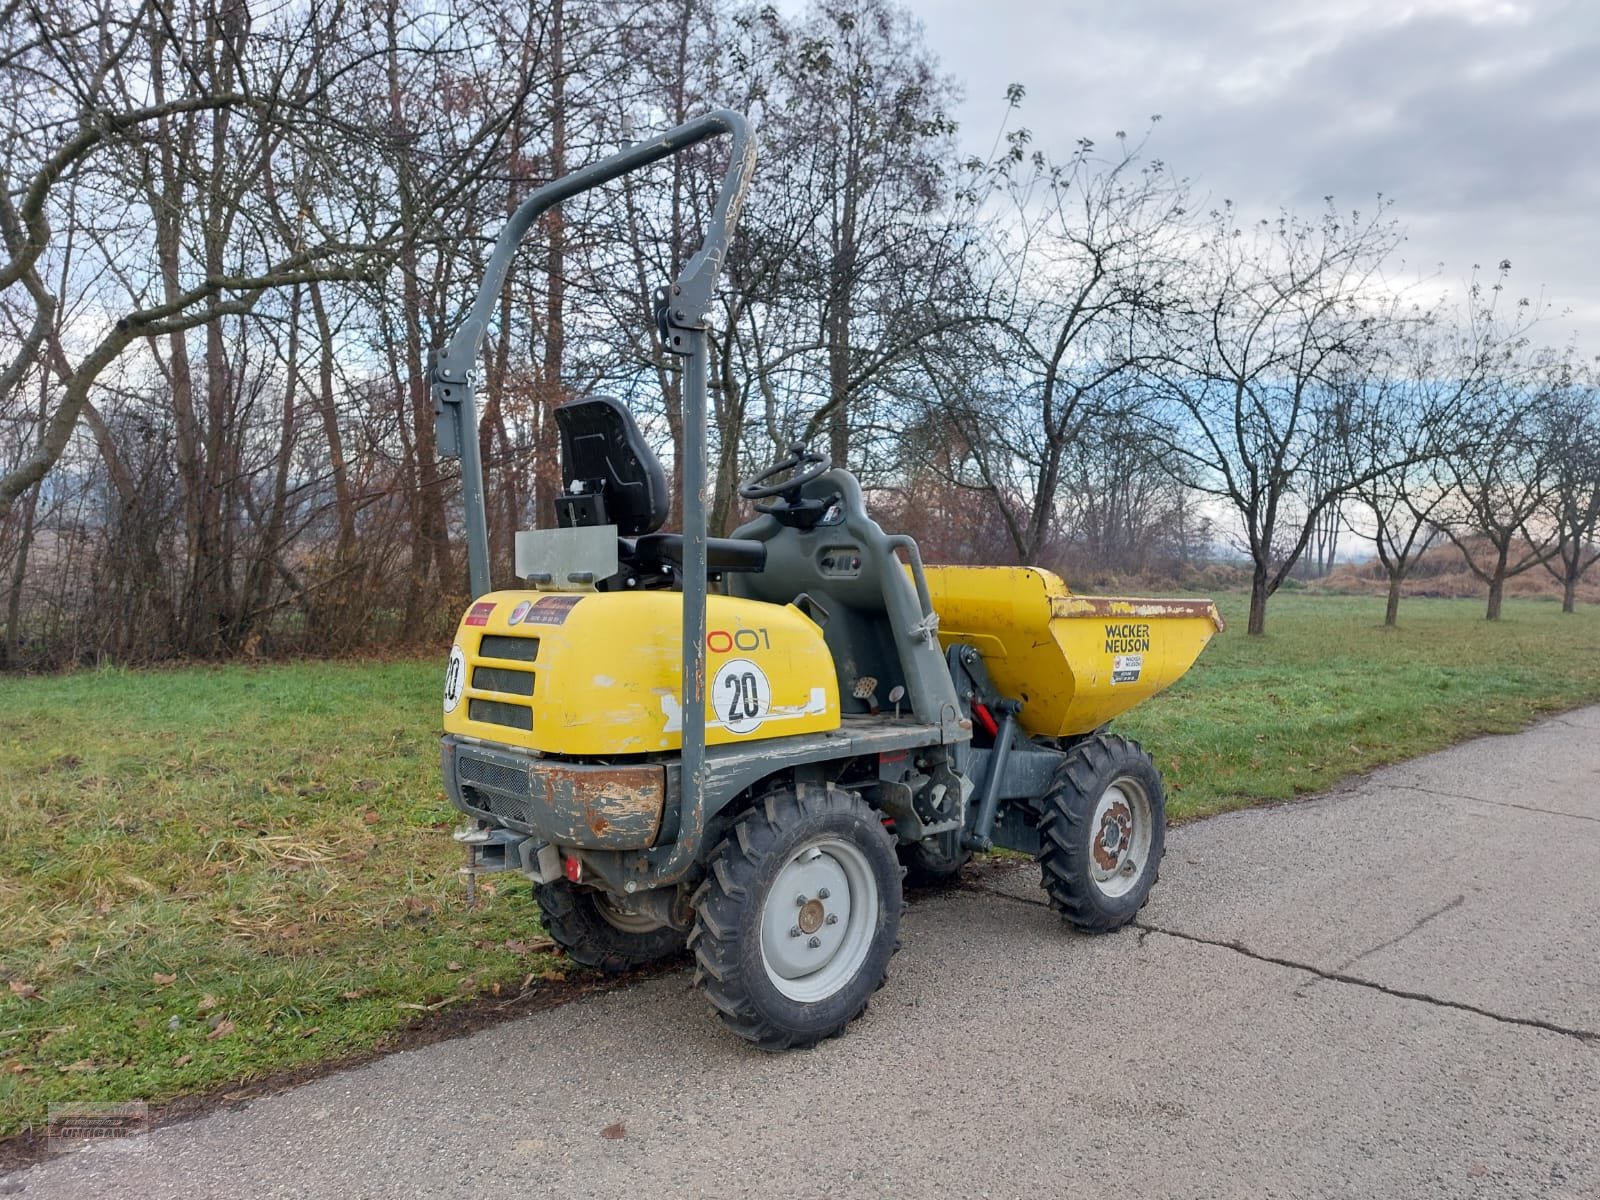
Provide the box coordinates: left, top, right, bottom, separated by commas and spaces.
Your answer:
553, 396, 766, 583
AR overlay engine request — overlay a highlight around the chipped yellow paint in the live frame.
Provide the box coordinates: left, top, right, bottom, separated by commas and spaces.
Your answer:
442, 591, 839, 754
922, 565, 1223, 737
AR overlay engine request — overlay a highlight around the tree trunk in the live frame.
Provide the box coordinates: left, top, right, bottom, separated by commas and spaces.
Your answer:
1562, 571, 1578, 614
1384, 571, 1402, 628
387, 0, 447, 617
3, 481, 40, 666
307, 282, 355, 561
535, 0, 567, 542
826, 82, 862, 471
1486, 572, 1505, 621
710, 325, 749, 537
660, 0, 691, 527
1247, 562, 1270, 636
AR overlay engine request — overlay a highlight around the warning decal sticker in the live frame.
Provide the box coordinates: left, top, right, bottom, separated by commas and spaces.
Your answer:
1111, 653, 1144, 685
519, 595, 583, 626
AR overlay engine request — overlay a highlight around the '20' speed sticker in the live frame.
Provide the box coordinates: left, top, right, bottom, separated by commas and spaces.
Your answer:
443, 645, 466, 713
712, 658, 771, 734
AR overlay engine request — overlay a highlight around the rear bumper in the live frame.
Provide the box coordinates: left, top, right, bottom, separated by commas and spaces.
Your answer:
442, 736, 672, 850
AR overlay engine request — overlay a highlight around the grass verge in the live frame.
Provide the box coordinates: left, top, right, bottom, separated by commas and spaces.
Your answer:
0, 661, 565, 1141
2, 592, 1598, 1138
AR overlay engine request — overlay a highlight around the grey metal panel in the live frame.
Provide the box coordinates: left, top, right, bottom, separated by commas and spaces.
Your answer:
700, 716, 950, 802
514, 525, 620, 585
967, 746, 1060, 804
963, 746, 1058, 856
991, 798, 1042, 857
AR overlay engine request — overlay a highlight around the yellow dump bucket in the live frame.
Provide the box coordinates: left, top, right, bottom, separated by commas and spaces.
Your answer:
922, 565, 1224, 738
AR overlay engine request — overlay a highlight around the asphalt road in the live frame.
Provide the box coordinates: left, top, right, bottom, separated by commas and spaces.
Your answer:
8, 708, 1599, 1199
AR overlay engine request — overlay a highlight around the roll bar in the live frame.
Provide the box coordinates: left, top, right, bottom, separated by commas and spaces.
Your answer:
433, 108, 755, 873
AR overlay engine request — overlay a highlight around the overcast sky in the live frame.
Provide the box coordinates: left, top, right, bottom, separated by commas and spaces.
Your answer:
912, 0, 1600, 344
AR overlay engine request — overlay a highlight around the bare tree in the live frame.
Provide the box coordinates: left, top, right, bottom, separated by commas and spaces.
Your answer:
748, 0, 964, 465
912, 114, 1190, 564
1537, 362, 1600, 613
0, 0, 379, 532
1341, 292, 1508, 626
1145, 200, 1402, 635
1438, 353, 1563, 620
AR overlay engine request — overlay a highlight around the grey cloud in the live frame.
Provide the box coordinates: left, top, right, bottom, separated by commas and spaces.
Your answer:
915, 0, 1600, 339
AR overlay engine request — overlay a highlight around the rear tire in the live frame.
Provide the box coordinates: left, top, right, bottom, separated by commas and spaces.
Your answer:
690, 785, 902, 1051
1036, 733, 1165, 932
537, 879, 685, 973
897, 832, 971, 887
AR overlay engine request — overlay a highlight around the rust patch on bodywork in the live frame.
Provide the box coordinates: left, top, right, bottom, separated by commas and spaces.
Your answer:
1053, 595, 1225, 632
531, 761, 666, 849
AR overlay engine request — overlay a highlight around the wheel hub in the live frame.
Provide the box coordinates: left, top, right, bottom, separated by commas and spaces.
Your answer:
1092, 800, 1133, 872
797, 898, 826, 935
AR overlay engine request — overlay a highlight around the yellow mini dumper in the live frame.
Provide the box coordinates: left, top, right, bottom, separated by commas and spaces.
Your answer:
431, 110, 1221, 1049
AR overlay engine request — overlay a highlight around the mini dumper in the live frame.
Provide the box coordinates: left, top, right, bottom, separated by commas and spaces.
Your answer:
431, 110, 1222, 1049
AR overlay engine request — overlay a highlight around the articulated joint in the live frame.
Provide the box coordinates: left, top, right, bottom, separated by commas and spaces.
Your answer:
655, 284, 708, 357
430, 350, 475, 458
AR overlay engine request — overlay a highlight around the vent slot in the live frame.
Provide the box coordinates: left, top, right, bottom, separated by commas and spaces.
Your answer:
468, 698, 533, 731
479, 635, 539, 663
473, 666, 534, 696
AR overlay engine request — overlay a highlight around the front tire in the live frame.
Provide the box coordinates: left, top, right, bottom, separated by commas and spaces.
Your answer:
690, 785, 902, 1051
1036, 733, 1165, 932
537, 879, 686, 973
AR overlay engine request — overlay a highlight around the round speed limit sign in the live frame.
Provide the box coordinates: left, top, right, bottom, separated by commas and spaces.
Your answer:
712, 658, 771, 734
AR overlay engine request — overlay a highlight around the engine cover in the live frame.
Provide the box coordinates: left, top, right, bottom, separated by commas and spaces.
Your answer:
441, 591, 840, 755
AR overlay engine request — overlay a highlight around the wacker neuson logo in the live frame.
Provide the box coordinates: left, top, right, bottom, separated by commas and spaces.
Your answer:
47, 1101, 149, 1150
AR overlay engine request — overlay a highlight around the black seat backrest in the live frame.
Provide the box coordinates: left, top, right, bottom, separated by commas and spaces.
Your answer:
553, 396, 669, 536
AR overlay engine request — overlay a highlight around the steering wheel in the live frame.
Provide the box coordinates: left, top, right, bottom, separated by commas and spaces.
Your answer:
738, 443, 831, 501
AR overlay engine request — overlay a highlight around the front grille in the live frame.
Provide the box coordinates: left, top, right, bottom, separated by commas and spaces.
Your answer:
479, 634, 539, 662
458, 753, 535, 829
473, 665, 534, 696
468, 698, 532, 730
457, 754, 528, 796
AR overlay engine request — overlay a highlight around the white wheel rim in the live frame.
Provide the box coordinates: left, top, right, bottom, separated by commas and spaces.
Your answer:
759, 837, 878, 1002
593, 893, 665, 934
1088, 776, 1153, 899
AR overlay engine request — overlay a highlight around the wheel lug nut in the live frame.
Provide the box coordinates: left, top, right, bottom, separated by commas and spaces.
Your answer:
789, 926, 801, 938
825, 913, 839, 925
807, 936, 822, 948
817, 887, 830, 899
795, 895, 807, 907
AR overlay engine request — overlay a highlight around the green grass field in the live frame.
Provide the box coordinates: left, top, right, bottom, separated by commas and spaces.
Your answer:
2, 592, 1598, 1137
